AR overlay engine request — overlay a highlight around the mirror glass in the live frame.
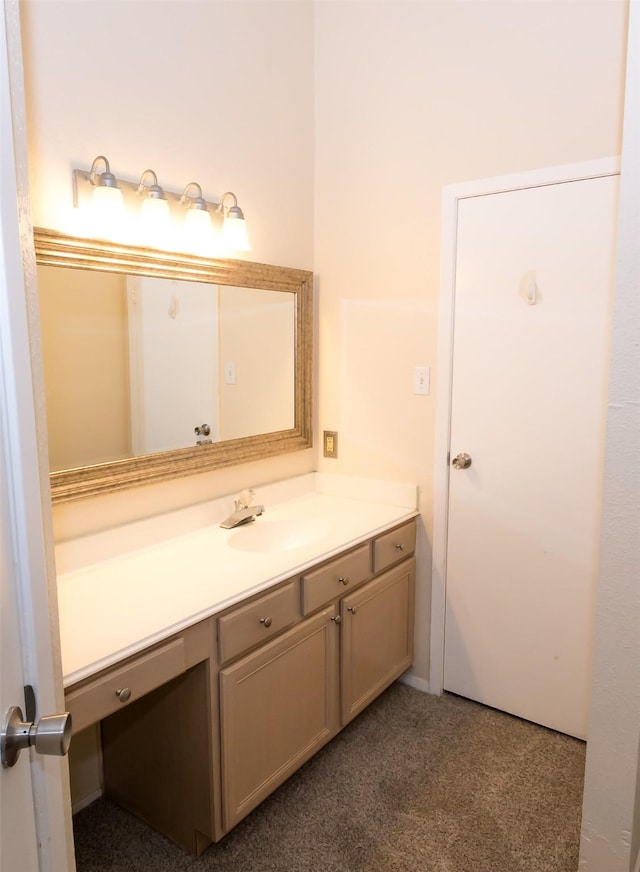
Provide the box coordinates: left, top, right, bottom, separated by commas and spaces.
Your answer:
34, 229, 312, 503
38, 267, 296, 470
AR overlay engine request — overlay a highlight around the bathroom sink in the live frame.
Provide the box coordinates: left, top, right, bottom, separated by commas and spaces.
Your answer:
228, 517, 331, 553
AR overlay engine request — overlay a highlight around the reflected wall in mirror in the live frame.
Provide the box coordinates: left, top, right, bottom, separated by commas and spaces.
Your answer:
38, 269, 296, 468
34, 229, 312, 503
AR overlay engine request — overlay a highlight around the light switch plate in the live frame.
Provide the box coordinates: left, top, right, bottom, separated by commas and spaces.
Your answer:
413, 366, 430, 395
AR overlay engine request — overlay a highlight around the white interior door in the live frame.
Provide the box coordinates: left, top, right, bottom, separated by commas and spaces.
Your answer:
128, 276, 220, 455
0, 432, 40, 872
0, 278, 74, 872
1, 4, 75, 867
443, 174, 618, 739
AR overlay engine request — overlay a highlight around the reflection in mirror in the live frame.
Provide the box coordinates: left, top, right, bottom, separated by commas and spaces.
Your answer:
38, 268, 295, 471
33, 229, 312, 503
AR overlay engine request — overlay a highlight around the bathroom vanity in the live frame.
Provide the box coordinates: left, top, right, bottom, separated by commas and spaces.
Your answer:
58, 475, 417, 855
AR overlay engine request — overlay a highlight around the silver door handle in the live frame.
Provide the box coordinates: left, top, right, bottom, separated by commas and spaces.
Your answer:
1, 706, 72, 768
451, 452, 472, 470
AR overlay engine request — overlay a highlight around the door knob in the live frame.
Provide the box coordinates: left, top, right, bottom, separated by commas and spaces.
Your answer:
1, 705, 72, 769
451, 452, 472, 470
194, 424, 212, 445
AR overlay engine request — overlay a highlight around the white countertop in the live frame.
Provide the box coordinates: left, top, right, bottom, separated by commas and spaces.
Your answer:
57, 474, 417, 687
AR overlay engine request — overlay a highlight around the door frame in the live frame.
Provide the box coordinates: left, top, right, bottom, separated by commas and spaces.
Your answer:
430, 156, 620, 695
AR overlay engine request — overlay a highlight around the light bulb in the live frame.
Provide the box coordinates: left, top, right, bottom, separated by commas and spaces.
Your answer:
221, 215, 251, 252
184, 207, 213, 255
90, 184, 124, 239
140, 196, 171, 248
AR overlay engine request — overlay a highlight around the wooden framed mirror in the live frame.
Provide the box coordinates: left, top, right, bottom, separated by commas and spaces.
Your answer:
34, 228, 313, 503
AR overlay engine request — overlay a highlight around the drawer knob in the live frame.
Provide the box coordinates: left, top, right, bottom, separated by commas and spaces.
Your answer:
395, 543, 405, 552
260, 616, 273, 628
331, 615, 341, 624
115, 687, 131, 703
347, 606, 357, 615
338, 576, 350, 586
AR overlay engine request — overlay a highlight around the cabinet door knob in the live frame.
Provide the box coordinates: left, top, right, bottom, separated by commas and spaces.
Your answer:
331, 615, 341, 624
395, 543, 405, 552
338, 576, 350, 586
115, 688, 131, 703
260, 616, 272, 628
347, 606, 357, 615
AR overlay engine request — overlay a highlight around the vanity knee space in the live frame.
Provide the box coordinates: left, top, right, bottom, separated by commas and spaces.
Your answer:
65, 619, 217, 855
64, 518, 416, 854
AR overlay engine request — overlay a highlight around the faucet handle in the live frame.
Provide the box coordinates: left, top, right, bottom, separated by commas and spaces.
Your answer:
237, 488, 256, 509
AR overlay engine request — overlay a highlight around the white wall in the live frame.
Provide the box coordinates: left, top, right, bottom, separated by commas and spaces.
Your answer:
314, 0, 628, 687
19, 0, 316, 537
580, 4, 640, 869
21, 1, 314, 270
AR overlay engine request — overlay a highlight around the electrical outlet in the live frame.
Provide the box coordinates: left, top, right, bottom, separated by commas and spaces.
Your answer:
323, 430, 338, 459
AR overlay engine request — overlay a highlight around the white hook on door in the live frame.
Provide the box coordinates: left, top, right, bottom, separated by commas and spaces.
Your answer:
527, 274, 537, 306
168, 295, 179, 319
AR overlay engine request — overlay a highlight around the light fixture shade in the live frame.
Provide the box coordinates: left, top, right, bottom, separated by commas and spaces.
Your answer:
184, 206, 213, 255
218, 193, 251, 252
90, 184, 124, 238
221, 214, 251, 252
140, 196, 171, 246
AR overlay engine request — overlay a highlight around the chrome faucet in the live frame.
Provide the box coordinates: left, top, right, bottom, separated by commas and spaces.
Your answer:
220, 489, 265, 529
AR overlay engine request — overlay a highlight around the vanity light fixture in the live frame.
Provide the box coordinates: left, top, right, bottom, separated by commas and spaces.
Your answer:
218, 192, 251, 252
72, 155, 248, 254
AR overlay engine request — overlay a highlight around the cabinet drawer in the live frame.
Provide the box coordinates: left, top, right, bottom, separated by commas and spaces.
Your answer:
65, 637, 186, 734
301, 544, 371, 615
218, 581, 298, 665
373, 520, 417, 573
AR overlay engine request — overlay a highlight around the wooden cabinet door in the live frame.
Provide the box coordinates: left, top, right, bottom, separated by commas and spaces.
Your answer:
341, 558, 415, 725
219, 606, 339, 832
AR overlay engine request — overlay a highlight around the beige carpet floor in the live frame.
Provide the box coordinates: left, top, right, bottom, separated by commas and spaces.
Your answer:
73, 683, 586, 872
